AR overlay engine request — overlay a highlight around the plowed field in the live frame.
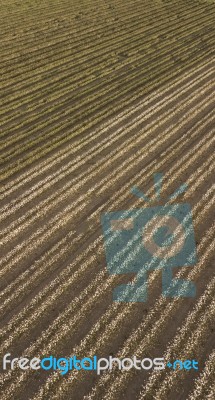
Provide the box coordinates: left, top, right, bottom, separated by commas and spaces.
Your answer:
0, 0, 214, 399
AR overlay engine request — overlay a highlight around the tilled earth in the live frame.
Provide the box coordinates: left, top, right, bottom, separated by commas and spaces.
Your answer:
0, 0, 215, 399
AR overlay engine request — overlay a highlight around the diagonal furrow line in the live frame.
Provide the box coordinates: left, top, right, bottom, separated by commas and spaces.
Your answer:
1, 85, 214, 276
1, 64, 212, 216
0, 125, 214, 339
1, 43, 214, 180
187, 351, 215, 400
82, 235, 215, 400
1, 2, 212, 112
0, 164, 213, 396
138, 292, 215, 400
0, 0, 207, 71
1, 56, 213, 198
0, 112, 212, 309
1, 35, 214, 170
28, 228, 215, 399
1, 66, 214, 225
62, 167, 215, 398
0, 192, 214, 397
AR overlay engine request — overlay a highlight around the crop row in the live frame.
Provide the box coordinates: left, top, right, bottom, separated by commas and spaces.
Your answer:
1, 45, 214, 181
1, 159, 214, 398
1, 62, 214, 223
1, 56, 213, 200
1, 78, 214, 279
